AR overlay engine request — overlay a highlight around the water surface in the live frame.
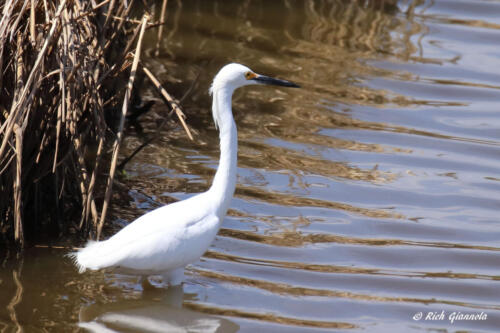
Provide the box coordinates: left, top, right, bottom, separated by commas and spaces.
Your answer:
1, 0, 500, 331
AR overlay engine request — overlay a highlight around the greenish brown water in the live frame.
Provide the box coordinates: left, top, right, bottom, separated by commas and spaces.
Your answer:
2, 0, 500, 331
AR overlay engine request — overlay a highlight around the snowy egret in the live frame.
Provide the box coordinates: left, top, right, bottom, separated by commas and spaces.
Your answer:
69, 63, 299, 287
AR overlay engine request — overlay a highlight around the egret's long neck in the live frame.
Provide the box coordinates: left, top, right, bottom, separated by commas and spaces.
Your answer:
208, 88, 237, 218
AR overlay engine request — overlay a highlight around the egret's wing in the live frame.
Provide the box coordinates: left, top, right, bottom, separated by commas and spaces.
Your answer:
72, 193, 219, 273
111, 212, 220, 272
110, 193, 210, 241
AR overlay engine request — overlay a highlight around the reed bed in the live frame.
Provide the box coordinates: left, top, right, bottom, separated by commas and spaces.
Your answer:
0, 0, 182, 248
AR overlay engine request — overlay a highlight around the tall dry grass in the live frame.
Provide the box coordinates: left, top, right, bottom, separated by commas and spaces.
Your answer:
0, 0, 183, 248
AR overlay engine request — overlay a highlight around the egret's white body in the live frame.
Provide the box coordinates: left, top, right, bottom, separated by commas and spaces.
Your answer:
70, 63, 298, 286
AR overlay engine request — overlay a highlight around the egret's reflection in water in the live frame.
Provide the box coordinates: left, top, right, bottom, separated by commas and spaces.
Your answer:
78, 286, 239, 333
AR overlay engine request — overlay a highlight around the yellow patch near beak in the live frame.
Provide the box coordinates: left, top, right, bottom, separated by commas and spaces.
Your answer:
245, 71, 258, 80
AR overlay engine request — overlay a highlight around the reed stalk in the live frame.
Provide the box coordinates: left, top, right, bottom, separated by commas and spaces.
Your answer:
0, 0, 189, 248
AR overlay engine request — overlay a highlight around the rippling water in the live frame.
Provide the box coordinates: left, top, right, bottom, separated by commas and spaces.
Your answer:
2, 0, 500, 331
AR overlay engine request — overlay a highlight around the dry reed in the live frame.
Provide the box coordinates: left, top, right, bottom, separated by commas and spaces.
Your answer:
0, 0, 184, 248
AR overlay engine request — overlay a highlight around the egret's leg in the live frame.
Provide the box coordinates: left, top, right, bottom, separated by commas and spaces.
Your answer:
162, 284, 184, 307
162, 268, 184, 286
140, 275, 154, 290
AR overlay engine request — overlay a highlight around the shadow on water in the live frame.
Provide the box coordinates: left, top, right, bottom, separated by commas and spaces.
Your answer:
2, 0, 500, 331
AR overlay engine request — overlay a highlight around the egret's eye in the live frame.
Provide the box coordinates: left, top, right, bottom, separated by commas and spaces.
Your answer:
245, 71, 256, 80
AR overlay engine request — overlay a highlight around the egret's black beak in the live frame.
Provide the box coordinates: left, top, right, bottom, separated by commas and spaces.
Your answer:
252, 75, 300, 88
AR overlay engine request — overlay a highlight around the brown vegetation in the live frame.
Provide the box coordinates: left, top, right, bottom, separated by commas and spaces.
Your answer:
0, 0, 183, 248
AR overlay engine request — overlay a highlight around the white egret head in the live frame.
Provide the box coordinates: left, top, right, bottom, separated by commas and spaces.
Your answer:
210, 63, 299, 94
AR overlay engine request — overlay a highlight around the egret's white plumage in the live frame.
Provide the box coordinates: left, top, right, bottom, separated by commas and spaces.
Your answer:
69, 63, 298, 286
